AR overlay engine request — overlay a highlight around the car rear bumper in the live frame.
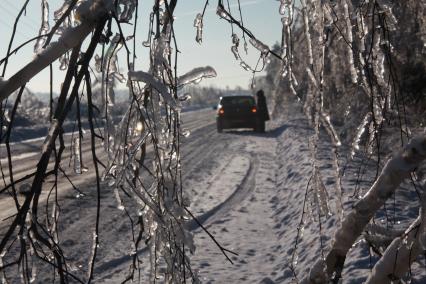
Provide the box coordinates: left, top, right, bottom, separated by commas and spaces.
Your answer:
217, 117, 257, 129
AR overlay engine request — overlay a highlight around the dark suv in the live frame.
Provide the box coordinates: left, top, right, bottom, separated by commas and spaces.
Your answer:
216, 95, 258, 132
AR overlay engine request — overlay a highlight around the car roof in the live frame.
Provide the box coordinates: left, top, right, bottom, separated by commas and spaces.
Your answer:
220, 95, 254, 100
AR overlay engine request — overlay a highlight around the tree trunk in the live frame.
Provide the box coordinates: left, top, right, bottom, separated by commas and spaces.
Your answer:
302, 136, 426, 283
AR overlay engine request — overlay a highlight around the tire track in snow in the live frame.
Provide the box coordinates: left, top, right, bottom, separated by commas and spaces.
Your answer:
186, 155, 257, 230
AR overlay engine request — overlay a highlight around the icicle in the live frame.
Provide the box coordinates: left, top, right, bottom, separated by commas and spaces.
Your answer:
105, 130, 149, 187
232, 33, 240, 46
34, 0, 50, 53
419, 203, 426, 250
53, 1, 70, 21
366, 120, 376, 155
306, 67, 319, 89
299, 224, 305, 238
281, 67, 288, 78
149, 234, 158, 282
282, 14, 291, 26
0, 252, 6, 283
231, 45, 240, 60
87, 232, 99, 279
289, 84, 298, 98
314, 167, 331, 217
331, 146, 343, 225
94, 54, 102, 72
341, 0, 358, 83
279, 0, 291, 15
372, 34, 386, 91
104, 34, 125, 85
114, 187, 125, 210
300, 0, 314, 66
59, 54, 69, 71
231, 33, 240, 60
29, 265, 37, 283
291, 71, 299, 87
119, 0, 137, 22
152, 33, 173, 74
193, 13, 203, 44
128, 132, 150, 159
73, 137, 82, 174
351, 113, 372, 158
177, 66, 217, 87
3, 109, 11, 124
100, 34, 125, 156
293, 254, 298, 266
320, 113, 341, 147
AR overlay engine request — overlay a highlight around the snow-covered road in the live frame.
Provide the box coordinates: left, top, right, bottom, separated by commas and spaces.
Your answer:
93, 107, 312, 283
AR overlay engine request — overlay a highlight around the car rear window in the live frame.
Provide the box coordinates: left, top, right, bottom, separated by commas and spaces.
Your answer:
220, 97, 255, 107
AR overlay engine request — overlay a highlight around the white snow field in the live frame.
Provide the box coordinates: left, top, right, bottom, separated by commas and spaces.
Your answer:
1, 105, 425, 283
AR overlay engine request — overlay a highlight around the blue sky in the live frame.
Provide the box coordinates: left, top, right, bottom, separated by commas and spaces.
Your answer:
0, 0, 282, 93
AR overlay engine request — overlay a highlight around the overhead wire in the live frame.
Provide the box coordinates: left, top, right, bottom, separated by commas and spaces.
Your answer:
0, 17, 29, 41
3, 0, 40, 26
0, 2, 39, 33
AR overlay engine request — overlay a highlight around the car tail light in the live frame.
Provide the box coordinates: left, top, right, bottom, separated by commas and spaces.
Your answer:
251, 107, 257, 113
219, 108, 224, 115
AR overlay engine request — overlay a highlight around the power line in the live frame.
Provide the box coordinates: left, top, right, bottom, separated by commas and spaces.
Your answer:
0, 17, 29, 41
0, 3, 38, 37
3, 0, 40, 26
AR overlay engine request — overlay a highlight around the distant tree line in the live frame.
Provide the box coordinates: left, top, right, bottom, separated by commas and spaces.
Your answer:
179, 85, 251, 108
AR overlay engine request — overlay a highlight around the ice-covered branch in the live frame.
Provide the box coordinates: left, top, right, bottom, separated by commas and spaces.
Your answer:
215, 1, 282, 61
128, 70, 178, 110
365, 184, 426, 283
302, 136, 426, 283
0, 0, 112, 102
0, 19, 106, 278
365, 213, 423, 283
177, 66, 217, 87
